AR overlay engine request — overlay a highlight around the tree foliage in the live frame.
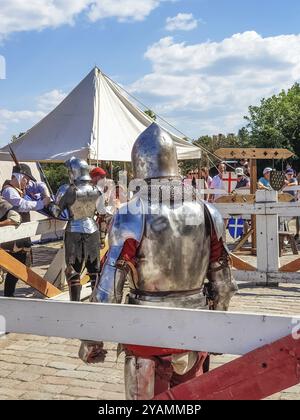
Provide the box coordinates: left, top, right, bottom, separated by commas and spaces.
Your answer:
41, 163, 69, 194
243, 83, 300, 158
144, 109, 157, 121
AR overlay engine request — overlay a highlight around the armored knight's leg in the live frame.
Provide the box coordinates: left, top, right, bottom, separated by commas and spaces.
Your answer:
207, 250, 238, 311
65, 263, 82, 302
124, 355, 156, 400
86, 258, 101, 291
204, 223, 238, 311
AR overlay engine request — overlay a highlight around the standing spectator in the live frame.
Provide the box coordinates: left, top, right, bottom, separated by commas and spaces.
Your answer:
210, 162, 226, 202
201, 167, 212, 188
258, 167, 273, 190
282, 169, 299, 241
234, 168, 250, 190
238, 159, 250, 177
1, 164, 50, 297
184, 169, 197, 189
90, 166, 115, 249
0, 196, 22, 297
283, 168, 298, 199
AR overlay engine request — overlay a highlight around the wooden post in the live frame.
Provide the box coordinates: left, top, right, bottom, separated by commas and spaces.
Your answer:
256, 191, 279, 285
110, 161, 113, 180
250, 159, 257, 254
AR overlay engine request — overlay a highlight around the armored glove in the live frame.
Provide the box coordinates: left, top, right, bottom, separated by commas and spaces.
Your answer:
78, 340, 107, 364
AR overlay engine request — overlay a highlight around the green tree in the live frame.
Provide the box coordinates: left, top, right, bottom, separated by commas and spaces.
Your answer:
41, 163, 69, 194
242, 83, 300, 157
144, 109, 157, 121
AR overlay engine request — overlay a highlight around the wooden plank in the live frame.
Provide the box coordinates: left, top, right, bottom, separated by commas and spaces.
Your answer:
268, 272, 300, 283
233, 270, 267, 283
214, 203, 264, 216
215, 148, 294, 160
279, 258, 300, 273
43, 246, 65, 286
266, 202, 300, 217
0, 219, 67, 245
230, 254, 256, 271
233, 229, 253, 253
0, 249, 62, 298
154, 332, 300, 400
215, 195, 255, 204
278, 193, 294, 203
0, 298, 297, 355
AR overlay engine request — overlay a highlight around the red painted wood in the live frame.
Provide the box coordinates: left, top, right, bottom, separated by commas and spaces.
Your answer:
154, 332, 300, 400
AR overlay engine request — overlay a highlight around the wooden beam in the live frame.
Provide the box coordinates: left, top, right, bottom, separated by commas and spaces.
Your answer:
233, 270, 267, 283
0, 249, 62, 298
215, 148, 294, 160
0, 219, 67, 245
214, 203, 264, 217
266, 202, 300, 217
268, 272, 300, 283
233, 229, 253, 253
0, 298, 297, 355
230, 254, 256, 271
43, 246, 65, 286
215, 195, 255, 204
154, 331, 300, 400
279, 258, 300, 273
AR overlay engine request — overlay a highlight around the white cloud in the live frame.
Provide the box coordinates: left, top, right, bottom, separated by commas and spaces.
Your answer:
130, 32, 300, 136
88, 0, 165, 22
166, 13, 198, 32
0, 0, 170, 38
0, 55, 6, 79
0, 88, 66, 143
37, 89, 66, 111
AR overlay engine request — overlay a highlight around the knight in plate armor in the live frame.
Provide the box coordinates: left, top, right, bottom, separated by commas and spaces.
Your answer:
54, 157, 103, 301
79, 123, 237, 399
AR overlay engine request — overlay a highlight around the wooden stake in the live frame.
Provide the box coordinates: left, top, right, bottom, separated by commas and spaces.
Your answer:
0, 249, 62, 298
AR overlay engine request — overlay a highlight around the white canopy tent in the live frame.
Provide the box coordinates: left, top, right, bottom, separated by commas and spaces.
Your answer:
0, 68, 201, 163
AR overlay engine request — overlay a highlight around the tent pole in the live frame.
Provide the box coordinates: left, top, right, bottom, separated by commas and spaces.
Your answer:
96, 68, 101, 167
110, 161, 113, 180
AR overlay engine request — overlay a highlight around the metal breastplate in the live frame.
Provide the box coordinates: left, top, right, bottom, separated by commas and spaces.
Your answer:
68, 184, 100, 234
129, 200, 211, 295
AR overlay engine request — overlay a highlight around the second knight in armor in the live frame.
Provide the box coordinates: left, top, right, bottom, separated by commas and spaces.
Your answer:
55, 157, 103, 301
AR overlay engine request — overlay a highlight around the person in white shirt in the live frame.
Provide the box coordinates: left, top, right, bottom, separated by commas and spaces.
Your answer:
210, 162, 226, 202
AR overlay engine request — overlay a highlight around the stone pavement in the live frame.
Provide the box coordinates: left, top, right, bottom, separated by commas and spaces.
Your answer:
0, 243, 300, 400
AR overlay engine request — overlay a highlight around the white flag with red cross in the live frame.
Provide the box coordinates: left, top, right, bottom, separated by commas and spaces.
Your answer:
222, 172, 237, 193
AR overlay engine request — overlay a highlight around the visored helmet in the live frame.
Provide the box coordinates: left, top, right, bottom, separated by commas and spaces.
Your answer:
65, 157, 91, 184
131, 123, 179, 180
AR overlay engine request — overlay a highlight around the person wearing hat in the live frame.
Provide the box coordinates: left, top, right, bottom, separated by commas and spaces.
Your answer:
90, 166, 107, 187
234, 167, 250, 190
2, 164, 50, 213
283, 168, 298, 199
258, 167, 273, 190
1, 164, 50, 297
0, 196, 22, 296
90, 166, 115, 249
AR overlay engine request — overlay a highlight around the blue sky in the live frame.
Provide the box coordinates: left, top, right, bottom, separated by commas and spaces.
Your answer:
1, 0, 300, 146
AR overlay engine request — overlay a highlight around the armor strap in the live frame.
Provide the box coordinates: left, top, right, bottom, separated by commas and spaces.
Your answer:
129, 287, 202, 299
116, 260, 139, 288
